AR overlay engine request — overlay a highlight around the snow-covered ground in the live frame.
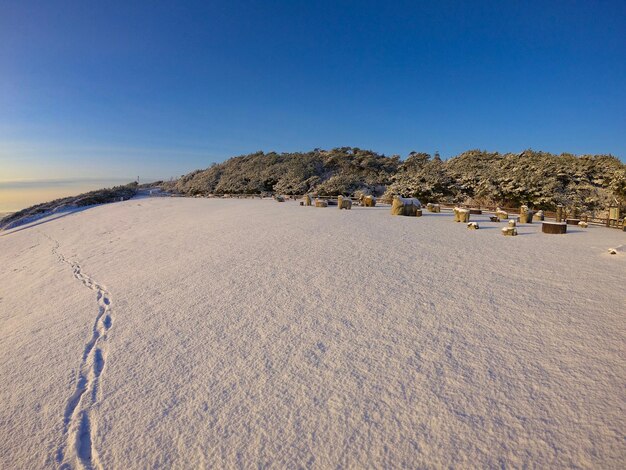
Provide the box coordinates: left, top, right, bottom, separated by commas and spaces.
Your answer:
0, 197, 624, 469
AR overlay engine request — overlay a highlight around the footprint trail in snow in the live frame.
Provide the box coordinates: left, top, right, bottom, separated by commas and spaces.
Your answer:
43, 232, 113, 470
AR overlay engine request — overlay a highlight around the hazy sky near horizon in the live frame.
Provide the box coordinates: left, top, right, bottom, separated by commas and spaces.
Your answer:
1, 1, 625, 206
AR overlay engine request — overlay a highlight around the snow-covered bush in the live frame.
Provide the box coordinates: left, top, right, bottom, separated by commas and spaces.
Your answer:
172, 148, 624, 212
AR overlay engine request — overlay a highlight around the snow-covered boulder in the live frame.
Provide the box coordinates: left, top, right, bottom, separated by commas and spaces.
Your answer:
454, 207, 470, 223
360, 195, 377, 207
519, 205, 533, 223
426, 203, 441, 213
502, 227, 518, 236
391, 196, 422, 216
337, 195, 352, 210
495, 208, 508, 219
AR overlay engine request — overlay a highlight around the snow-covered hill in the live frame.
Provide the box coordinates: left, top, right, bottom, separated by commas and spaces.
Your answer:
1, 197, 624, 468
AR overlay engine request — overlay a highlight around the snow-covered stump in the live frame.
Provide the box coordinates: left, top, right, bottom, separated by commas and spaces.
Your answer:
303, 194, 312, 206
337, 195, 352, 210
508, 220, 516, 228
495, 209, 508, 219
489, 216, 500, 222
519, 205, 533, 223
533, 210, 545, 221
542, 222, 567, 234
426, 203, 440, 212
578, 221, 589, 228
391, 196, 422, 216
314, 199, 328, 208
502, 227, 518, 236
453, 207, 470, 223
467, 222, 480, 230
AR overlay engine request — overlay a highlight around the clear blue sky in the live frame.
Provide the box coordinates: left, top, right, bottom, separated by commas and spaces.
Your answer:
1, 0, 625, 184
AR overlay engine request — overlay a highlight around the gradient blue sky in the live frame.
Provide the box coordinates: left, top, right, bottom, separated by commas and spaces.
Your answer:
1, 0, 625, 187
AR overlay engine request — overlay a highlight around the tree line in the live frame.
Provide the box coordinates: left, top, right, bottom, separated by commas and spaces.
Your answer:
171, 148, 626, 213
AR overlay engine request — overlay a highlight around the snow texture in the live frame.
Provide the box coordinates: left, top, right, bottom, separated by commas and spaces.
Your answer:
0, 198, 625, 469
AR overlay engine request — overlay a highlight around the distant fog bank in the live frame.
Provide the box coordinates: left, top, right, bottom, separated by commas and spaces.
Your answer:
0, 178, 136, 212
